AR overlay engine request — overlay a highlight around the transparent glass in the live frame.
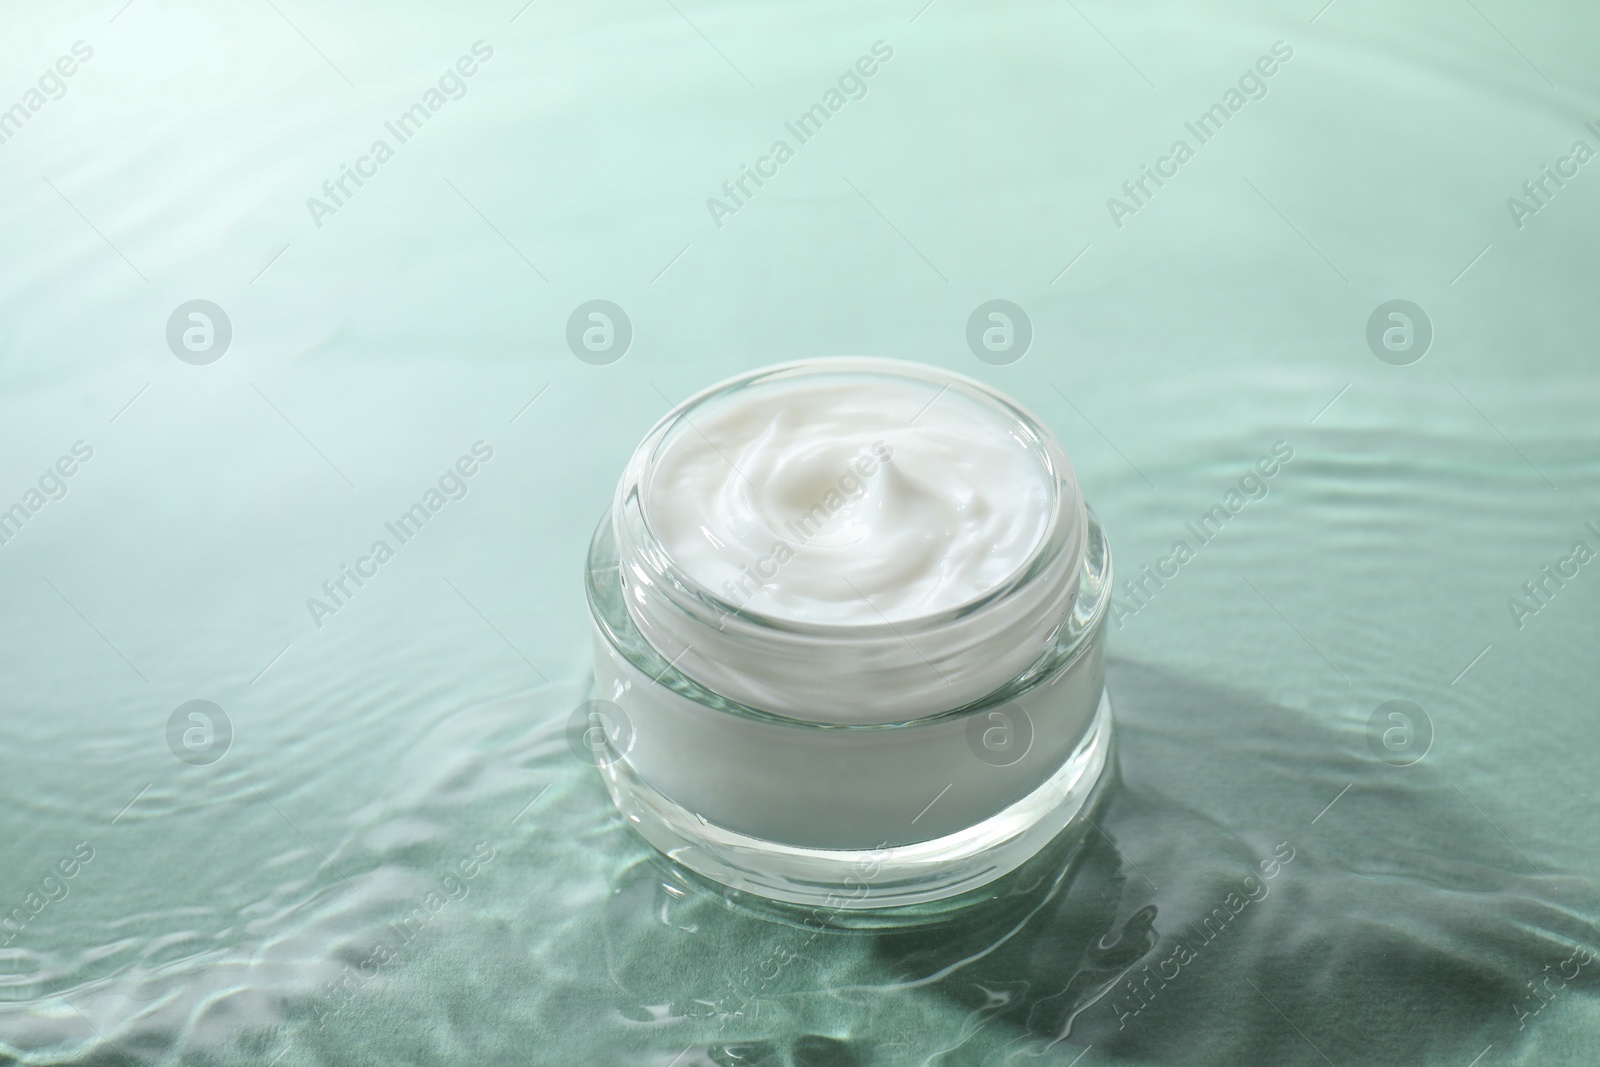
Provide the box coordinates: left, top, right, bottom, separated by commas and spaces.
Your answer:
584, 359, 1116, 909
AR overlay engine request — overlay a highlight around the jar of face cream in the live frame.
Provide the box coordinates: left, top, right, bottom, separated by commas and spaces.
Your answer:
585, 358, 1113, 909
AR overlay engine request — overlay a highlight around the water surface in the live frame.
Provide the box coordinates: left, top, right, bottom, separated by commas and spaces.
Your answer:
1, 1, 1597, 1063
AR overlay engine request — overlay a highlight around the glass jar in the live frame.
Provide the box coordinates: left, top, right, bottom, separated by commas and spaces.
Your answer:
584, 359, 1114, 910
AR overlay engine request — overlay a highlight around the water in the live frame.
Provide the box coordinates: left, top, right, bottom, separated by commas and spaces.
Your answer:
2, 0, 1598, 1063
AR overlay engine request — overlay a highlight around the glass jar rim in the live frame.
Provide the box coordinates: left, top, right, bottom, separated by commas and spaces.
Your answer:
617, 356, 1080, 636
609, 357, 1090, 724
587, 501, 1111, 731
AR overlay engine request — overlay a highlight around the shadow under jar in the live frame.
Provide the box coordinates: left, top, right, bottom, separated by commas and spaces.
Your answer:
585, 358, 1113, 910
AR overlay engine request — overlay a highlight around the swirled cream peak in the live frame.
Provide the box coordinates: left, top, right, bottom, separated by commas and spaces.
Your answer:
645, 374, 1052, 624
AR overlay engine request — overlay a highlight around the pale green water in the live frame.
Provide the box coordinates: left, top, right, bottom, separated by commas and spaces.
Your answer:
2, 1, 1598, 1064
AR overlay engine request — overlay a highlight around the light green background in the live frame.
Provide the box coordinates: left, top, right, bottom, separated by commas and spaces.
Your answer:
1, 1, 1596, 1064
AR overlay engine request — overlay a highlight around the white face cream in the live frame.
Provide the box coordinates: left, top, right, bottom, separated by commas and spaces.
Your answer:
645, 376, 1053, 626
617, 359, 1085, 725
587, 358, 1115, 908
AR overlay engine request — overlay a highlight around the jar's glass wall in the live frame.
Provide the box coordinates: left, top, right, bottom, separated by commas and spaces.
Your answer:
585, 504, 1115, 907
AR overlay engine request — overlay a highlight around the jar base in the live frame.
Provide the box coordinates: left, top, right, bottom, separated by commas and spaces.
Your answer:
597, 690, 1114, 910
